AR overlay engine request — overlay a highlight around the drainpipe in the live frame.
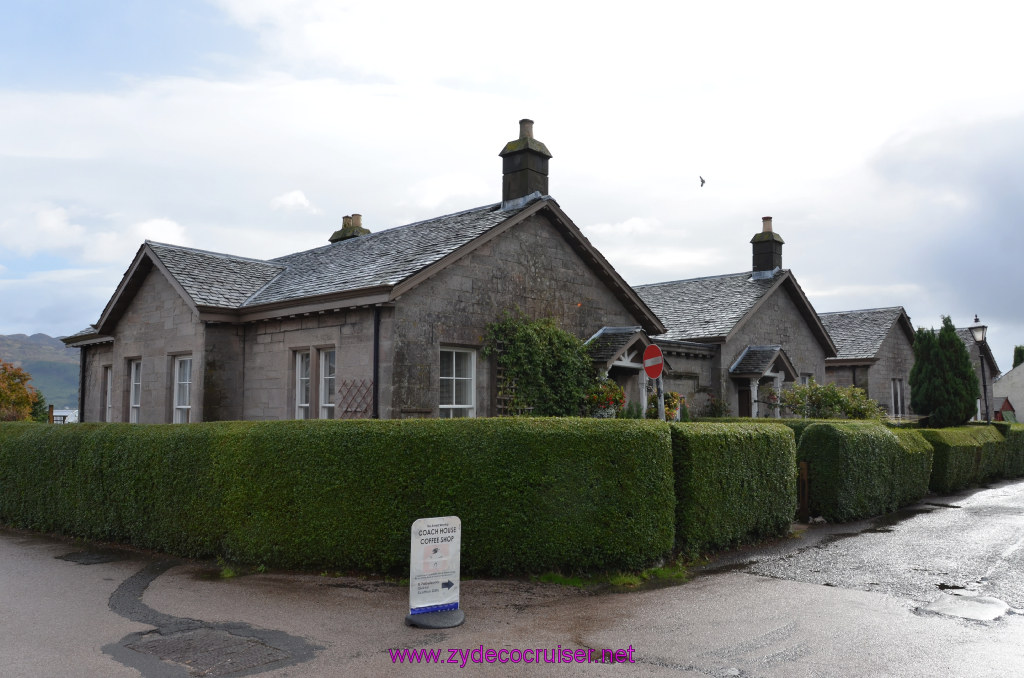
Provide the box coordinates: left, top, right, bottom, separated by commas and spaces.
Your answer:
373, 306, 381, 419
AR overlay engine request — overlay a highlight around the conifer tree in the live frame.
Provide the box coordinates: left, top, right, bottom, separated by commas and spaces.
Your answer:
1014, 345, 1024, 369
909, 317, 978, 427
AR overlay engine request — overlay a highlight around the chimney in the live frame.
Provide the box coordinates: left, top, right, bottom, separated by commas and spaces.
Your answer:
329, 214, 371, 243
750, 215, 784, 279
499, 118, 552, 203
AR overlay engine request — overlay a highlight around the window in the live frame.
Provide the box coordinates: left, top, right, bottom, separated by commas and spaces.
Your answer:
296, 351, 311, 419
319, 349, 336, 419
891, 378, 904, 417
103, 366, 113, 422
129, 360, 142, 423
174, 357, 192, 423
440, 348, 475, 418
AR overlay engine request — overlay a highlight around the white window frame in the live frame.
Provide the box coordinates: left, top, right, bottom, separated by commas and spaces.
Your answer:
173, 356, 192, 424
103, 366, 113, 422
129, 359, 142, 423
295, 351, 311, 419
319, 349, 336, 419
439, 348, 476, 418
891, 378, 904, 417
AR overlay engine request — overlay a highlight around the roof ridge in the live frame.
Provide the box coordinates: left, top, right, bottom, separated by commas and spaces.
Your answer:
146, 240, 283, 267
267, 202, 504, 264
819, 306, 903, 317
635, 271, 755, 288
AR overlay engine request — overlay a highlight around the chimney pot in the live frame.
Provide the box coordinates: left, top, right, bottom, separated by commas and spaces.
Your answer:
519, 119, 534, 139
352, 213, 362, 229
762, 216, 773, 233
342, 215, 352, 228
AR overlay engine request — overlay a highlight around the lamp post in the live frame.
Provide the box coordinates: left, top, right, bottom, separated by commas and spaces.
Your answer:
969, 315, 990, 423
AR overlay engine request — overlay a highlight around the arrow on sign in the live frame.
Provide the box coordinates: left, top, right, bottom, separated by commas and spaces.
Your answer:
442, 580, 455, 590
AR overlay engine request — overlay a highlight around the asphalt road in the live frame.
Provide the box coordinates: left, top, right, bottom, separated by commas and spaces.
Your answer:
1, 479, 1022, 677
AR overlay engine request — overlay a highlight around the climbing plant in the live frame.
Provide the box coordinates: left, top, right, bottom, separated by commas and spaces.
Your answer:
482, 312, 594, 416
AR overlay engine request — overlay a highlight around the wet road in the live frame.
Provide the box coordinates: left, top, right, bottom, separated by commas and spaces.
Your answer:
1, 479, 1022, 677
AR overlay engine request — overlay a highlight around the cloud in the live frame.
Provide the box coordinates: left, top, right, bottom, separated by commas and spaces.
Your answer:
270, 189, 322, 214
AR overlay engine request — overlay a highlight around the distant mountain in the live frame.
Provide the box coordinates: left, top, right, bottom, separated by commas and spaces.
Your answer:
0, 333, 80, 409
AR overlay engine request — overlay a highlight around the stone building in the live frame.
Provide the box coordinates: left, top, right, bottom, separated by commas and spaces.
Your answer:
64, 121, 664, 422
818, 307, 915, 416
951, 326, 1000, 422
995, 363, 1024, 423
635, 218, 836, 418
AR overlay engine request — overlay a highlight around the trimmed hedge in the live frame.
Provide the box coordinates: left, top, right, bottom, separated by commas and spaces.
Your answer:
671, 422, 796, 556
889, 428, 934, 508
1005, 425, 1024, 478
920, 426, 1006, 494
0, 419, 675, 575
798, 422, 902, 522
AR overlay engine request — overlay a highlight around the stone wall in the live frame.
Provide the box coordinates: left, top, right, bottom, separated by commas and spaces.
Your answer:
391, 211, 641, 418
722, 279, 828, 417
238, 307, 380, 420
94, 267, 204, 423
80, 343, 113, 422
868, 325, 914, 415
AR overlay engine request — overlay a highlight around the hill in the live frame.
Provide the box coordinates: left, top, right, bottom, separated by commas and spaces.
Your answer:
0, 333, 80, 409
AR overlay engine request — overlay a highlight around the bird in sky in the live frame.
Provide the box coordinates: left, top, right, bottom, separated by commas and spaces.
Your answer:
700, 176, 705, 187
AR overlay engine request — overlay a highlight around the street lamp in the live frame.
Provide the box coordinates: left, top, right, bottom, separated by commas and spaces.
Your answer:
969, 315, 990, 423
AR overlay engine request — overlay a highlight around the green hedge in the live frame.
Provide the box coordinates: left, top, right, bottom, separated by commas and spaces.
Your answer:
798, 422, 903, 522
889, 428, 934, 507
1005, 425, 1024, 478
920, 426, 1006, 494
671, 422, 796, 556
0, 419, 675, 575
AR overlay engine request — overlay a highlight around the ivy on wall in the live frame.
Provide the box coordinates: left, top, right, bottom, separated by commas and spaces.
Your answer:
482, 311, 593, 416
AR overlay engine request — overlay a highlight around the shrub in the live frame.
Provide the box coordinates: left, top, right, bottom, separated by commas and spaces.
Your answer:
0, 419, 675, 575
797, 422, 902, 522
670, 422, 796, 556
647, 391, 687, 421
780, 380, 886, 420
919, 426, 1005, 493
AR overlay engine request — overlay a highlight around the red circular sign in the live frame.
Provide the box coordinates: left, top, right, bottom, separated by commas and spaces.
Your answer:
642, 344, 664, 379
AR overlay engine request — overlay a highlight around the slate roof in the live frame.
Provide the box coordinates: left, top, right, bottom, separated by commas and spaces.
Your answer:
148, 244, 285, 308
634, 272, 780, 342
730, 345, 784, 375
585, 326, 644, 363
818, 307, 905, 361
144, 202, 528, 310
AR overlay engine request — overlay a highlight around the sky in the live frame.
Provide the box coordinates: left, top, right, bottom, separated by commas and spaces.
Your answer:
1, 0, 1022, 371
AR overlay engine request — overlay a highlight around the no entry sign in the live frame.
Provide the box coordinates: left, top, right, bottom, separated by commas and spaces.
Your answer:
643, 344, 664, 380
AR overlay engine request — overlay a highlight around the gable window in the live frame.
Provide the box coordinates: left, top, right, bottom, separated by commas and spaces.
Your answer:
129, 359, 142, 423
296, 351, 311, 419
319, 349, 336, 419
440, 348, 475, 418
103, 366, 113, 422
174, 357, 192, 423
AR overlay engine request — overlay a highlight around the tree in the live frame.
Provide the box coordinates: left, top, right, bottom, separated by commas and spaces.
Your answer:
909, 316, 978, 427
31, 393, 49, 422
1014, 345, 1024, 369
0, 359, 40, 422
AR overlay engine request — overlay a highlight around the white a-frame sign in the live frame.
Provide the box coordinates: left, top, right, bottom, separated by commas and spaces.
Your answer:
405, 516, 464, 628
